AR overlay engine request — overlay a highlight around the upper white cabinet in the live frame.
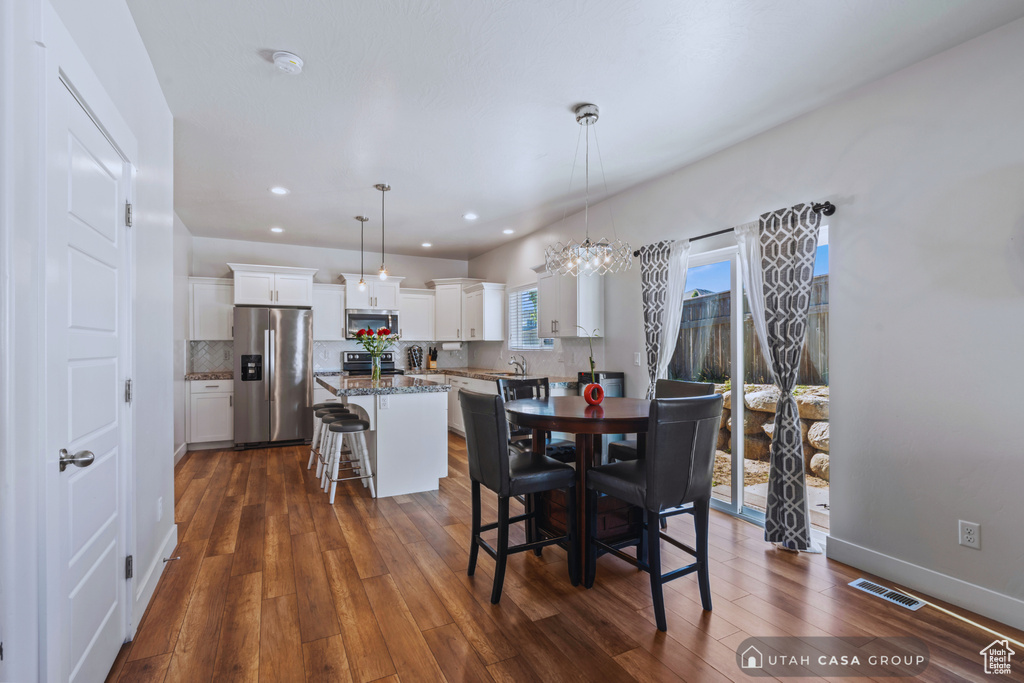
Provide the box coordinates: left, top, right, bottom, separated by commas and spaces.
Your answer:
533, 265, 604, 337
228, 264, 317, 307
189, 277, 234, 340
312, 284, 346, 341
463, 282, 505, 341
339, 273, 404, 310
430, 281, 465, 341
399, 289, 435, 341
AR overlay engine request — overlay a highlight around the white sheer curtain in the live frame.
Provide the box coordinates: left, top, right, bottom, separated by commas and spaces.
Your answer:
734, 221, 771, 376
655, 240, 691, 391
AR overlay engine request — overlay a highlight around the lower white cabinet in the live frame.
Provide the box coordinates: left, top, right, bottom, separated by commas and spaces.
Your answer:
188, 380, 234, 443
446, 375, 497, 433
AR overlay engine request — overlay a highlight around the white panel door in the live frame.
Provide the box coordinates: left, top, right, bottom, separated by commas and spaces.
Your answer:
399, 292, 434, 340
274, 273, 313, 306
434, 285, 462, 340
374, 281, 400, 309
234, 271, 275, 305
312, 285, 345, 340
190, 280, 233, 340
47, 83, 131, 683
189, 393, 234, 442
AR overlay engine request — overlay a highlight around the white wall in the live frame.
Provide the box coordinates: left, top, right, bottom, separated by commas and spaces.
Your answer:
173, 214, 193, 462
470, 18, 1024, 629
191, 235, 468, 288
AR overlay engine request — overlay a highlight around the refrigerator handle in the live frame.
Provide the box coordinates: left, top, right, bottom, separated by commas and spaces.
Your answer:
264, 329, 270, 401
268, 329, 276, 402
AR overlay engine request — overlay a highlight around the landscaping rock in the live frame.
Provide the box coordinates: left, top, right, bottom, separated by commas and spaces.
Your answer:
720, 408, 730, 431
720, 390, 731, 410
796, 393, 829, 420
762, 418, 809, 443
728, 409, 771, 435
808, 421, 829, 452
717, 428, 728, 450
733, 433, 771, 461
745, 386, 781, 413
810, 452, 830, 481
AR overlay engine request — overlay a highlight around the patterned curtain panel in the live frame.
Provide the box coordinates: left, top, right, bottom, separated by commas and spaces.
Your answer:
756, 203, 821, 551
638, 240, 690, 398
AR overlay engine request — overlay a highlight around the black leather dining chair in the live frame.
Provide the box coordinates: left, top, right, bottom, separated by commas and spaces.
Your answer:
585, 394, 724, 631
495, 377, 576, 463
607, 379, 715, 462
460, 389, 580, 603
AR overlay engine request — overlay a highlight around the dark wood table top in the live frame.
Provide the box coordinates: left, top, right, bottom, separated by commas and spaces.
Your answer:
505, 396, 651, 434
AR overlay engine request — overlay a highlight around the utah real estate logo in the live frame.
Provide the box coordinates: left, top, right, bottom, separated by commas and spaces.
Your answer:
979, 640, 1015, 676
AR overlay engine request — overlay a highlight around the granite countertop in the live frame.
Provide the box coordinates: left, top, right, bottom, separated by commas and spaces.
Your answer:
437, 367, 578, 388
186, 371, 232, 381
316, 375, 451, 397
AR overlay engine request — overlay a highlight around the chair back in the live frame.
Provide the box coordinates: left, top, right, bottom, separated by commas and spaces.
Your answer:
459, 389, 512, 496
495, 377, 551, 440
644, 394, 724, 511
655, 379, 715, 398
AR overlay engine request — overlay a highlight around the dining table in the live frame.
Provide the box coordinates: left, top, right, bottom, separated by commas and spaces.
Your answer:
504, 396, 651, 581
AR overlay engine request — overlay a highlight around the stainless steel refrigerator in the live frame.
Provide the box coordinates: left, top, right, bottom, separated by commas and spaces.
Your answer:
233, 307, 313, 446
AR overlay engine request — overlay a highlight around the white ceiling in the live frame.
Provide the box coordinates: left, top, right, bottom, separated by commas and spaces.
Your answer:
127, 0, 1024, 260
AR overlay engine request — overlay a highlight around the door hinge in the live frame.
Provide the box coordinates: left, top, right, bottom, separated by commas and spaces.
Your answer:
125, 555, 133, 579
124, 378, 132, 404
125, 201, 133, 227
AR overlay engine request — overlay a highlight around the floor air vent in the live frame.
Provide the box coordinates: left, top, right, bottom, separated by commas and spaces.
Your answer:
849, 578, 924, 611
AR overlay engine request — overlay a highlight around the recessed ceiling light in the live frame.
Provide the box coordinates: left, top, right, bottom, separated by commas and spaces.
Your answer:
270, 227, 284, 233
463, 212, 478, 221
503, 229, 514, 234
270, 186, 290, 195
421, 242, 432, 248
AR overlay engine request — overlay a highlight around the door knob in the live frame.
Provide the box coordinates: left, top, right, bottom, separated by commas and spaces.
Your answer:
59, 448, 95, 472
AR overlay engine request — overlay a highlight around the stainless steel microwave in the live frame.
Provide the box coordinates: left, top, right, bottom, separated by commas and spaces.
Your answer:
345, 309, 399, 339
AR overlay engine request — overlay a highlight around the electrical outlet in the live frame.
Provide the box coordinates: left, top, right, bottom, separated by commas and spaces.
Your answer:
959, 520, 980, 549
223, 349, 230, 362
157, 497, 163, 522
320, 348, 328, 360
379, 395, 390, 410
634, 352, 642, 366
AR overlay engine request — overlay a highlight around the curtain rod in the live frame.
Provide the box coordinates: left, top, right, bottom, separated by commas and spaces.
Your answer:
632, 201, 836, 257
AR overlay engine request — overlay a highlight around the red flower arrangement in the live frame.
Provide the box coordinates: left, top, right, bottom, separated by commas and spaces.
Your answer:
354, 327, 400, 380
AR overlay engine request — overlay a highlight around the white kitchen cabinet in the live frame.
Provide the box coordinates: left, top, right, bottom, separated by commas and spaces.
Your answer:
313, 383, 341, 405
431, 282, 464, 341
532, 265, 604, 338
399, 290, 435, 340
427, 373, 447, 384
463, 282, 505, 341
446, 374, 498, 433
228, 264, 317, 307
188, 380, 234, 443
312, 284, 346, 340
189, 277, 234, 340
338, 274, 404, 310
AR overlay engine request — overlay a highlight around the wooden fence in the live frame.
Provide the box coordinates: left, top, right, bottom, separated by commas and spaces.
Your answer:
668, 275, 829, 386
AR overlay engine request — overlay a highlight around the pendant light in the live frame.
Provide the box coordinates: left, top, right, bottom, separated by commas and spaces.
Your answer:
375, 183, 391, 280
544, 104, 633, 276
355, 215, 369, 291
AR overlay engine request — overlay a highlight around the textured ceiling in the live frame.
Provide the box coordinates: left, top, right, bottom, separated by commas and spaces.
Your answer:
127, 0, 1024, 259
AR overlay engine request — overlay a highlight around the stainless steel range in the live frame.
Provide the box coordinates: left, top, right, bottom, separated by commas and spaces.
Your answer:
342, 351, 405, 376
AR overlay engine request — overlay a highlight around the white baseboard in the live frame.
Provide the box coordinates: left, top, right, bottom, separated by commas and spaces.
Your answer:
827, 536, 1024, 632
187, 440, 234, 451
173, 442, 187, 465
131, 524, 178, 638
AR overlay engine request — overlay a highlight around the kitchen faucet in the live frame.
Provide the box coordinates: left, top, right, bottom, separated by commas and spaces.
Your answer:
508, 354, 527, 376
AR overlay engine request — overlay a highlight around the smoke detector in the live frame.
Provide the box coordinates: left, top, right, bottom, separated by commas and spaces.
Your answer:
272, 51, 304, 75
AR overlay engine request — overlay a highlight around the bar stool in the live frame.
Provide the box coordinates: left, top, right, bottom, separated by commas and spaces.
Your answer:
323, 418, 373, 503
309, 405, 354, 475
318, 412, 362, 489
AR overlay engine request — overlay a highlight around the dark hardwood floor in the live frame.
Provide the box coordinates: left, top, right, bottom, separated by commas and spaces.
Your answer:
106, 435, 1023, 682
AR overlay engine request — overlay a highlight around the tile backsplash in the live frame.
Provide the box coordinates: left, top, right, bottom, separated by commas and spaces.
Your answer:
313, 340, 468, 372
189, 340, 233, 373
468, 336, 606, 379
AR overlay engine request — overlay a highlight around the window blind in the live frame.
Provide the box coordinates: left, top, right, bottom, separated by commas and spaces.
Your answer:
508, 287, 553, 350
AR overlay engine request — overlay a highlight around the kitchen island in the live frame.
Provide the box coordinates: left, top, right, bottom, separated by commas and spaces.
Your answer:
316, 375, 450, 497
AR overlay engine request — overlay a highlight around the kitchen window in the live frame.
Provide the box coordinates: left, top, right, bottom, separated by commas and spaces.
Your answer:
508, 287, 553, 350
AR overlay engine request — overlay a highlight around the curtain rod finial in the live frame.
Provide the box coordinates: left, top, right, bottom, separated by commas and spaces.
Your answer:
812, 201, 836, 216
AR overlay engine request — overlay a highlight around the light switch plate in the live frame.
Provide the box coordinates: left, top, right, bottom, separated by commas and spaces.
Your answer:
634, 352, 642, 366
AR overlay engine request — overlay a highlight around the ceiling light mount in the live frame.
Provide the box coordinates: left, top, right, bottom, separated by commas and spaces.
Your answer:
545, 103, 633, 277
272, 51, 304, 75
355, 215, 369, 291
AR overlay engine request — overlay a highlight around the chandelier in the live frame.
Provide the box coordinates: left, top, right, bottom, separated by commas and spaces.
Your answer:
544, 104, 633, 276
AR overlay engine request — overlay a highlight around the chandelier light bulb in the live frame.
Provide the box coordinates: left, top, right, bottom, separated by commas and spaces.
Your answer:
358, 279, 366, 291
379, 267, 388, 281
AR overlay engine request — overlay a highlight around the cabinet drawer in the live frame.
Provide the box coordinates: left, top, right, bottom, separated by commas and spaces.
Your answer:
190, 379, 233, 393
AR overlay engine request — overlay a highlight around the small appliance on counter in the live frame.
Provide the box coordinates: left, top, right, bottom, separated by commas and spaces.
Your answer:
343, 351, 405, 376
577, 371, 626, 461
